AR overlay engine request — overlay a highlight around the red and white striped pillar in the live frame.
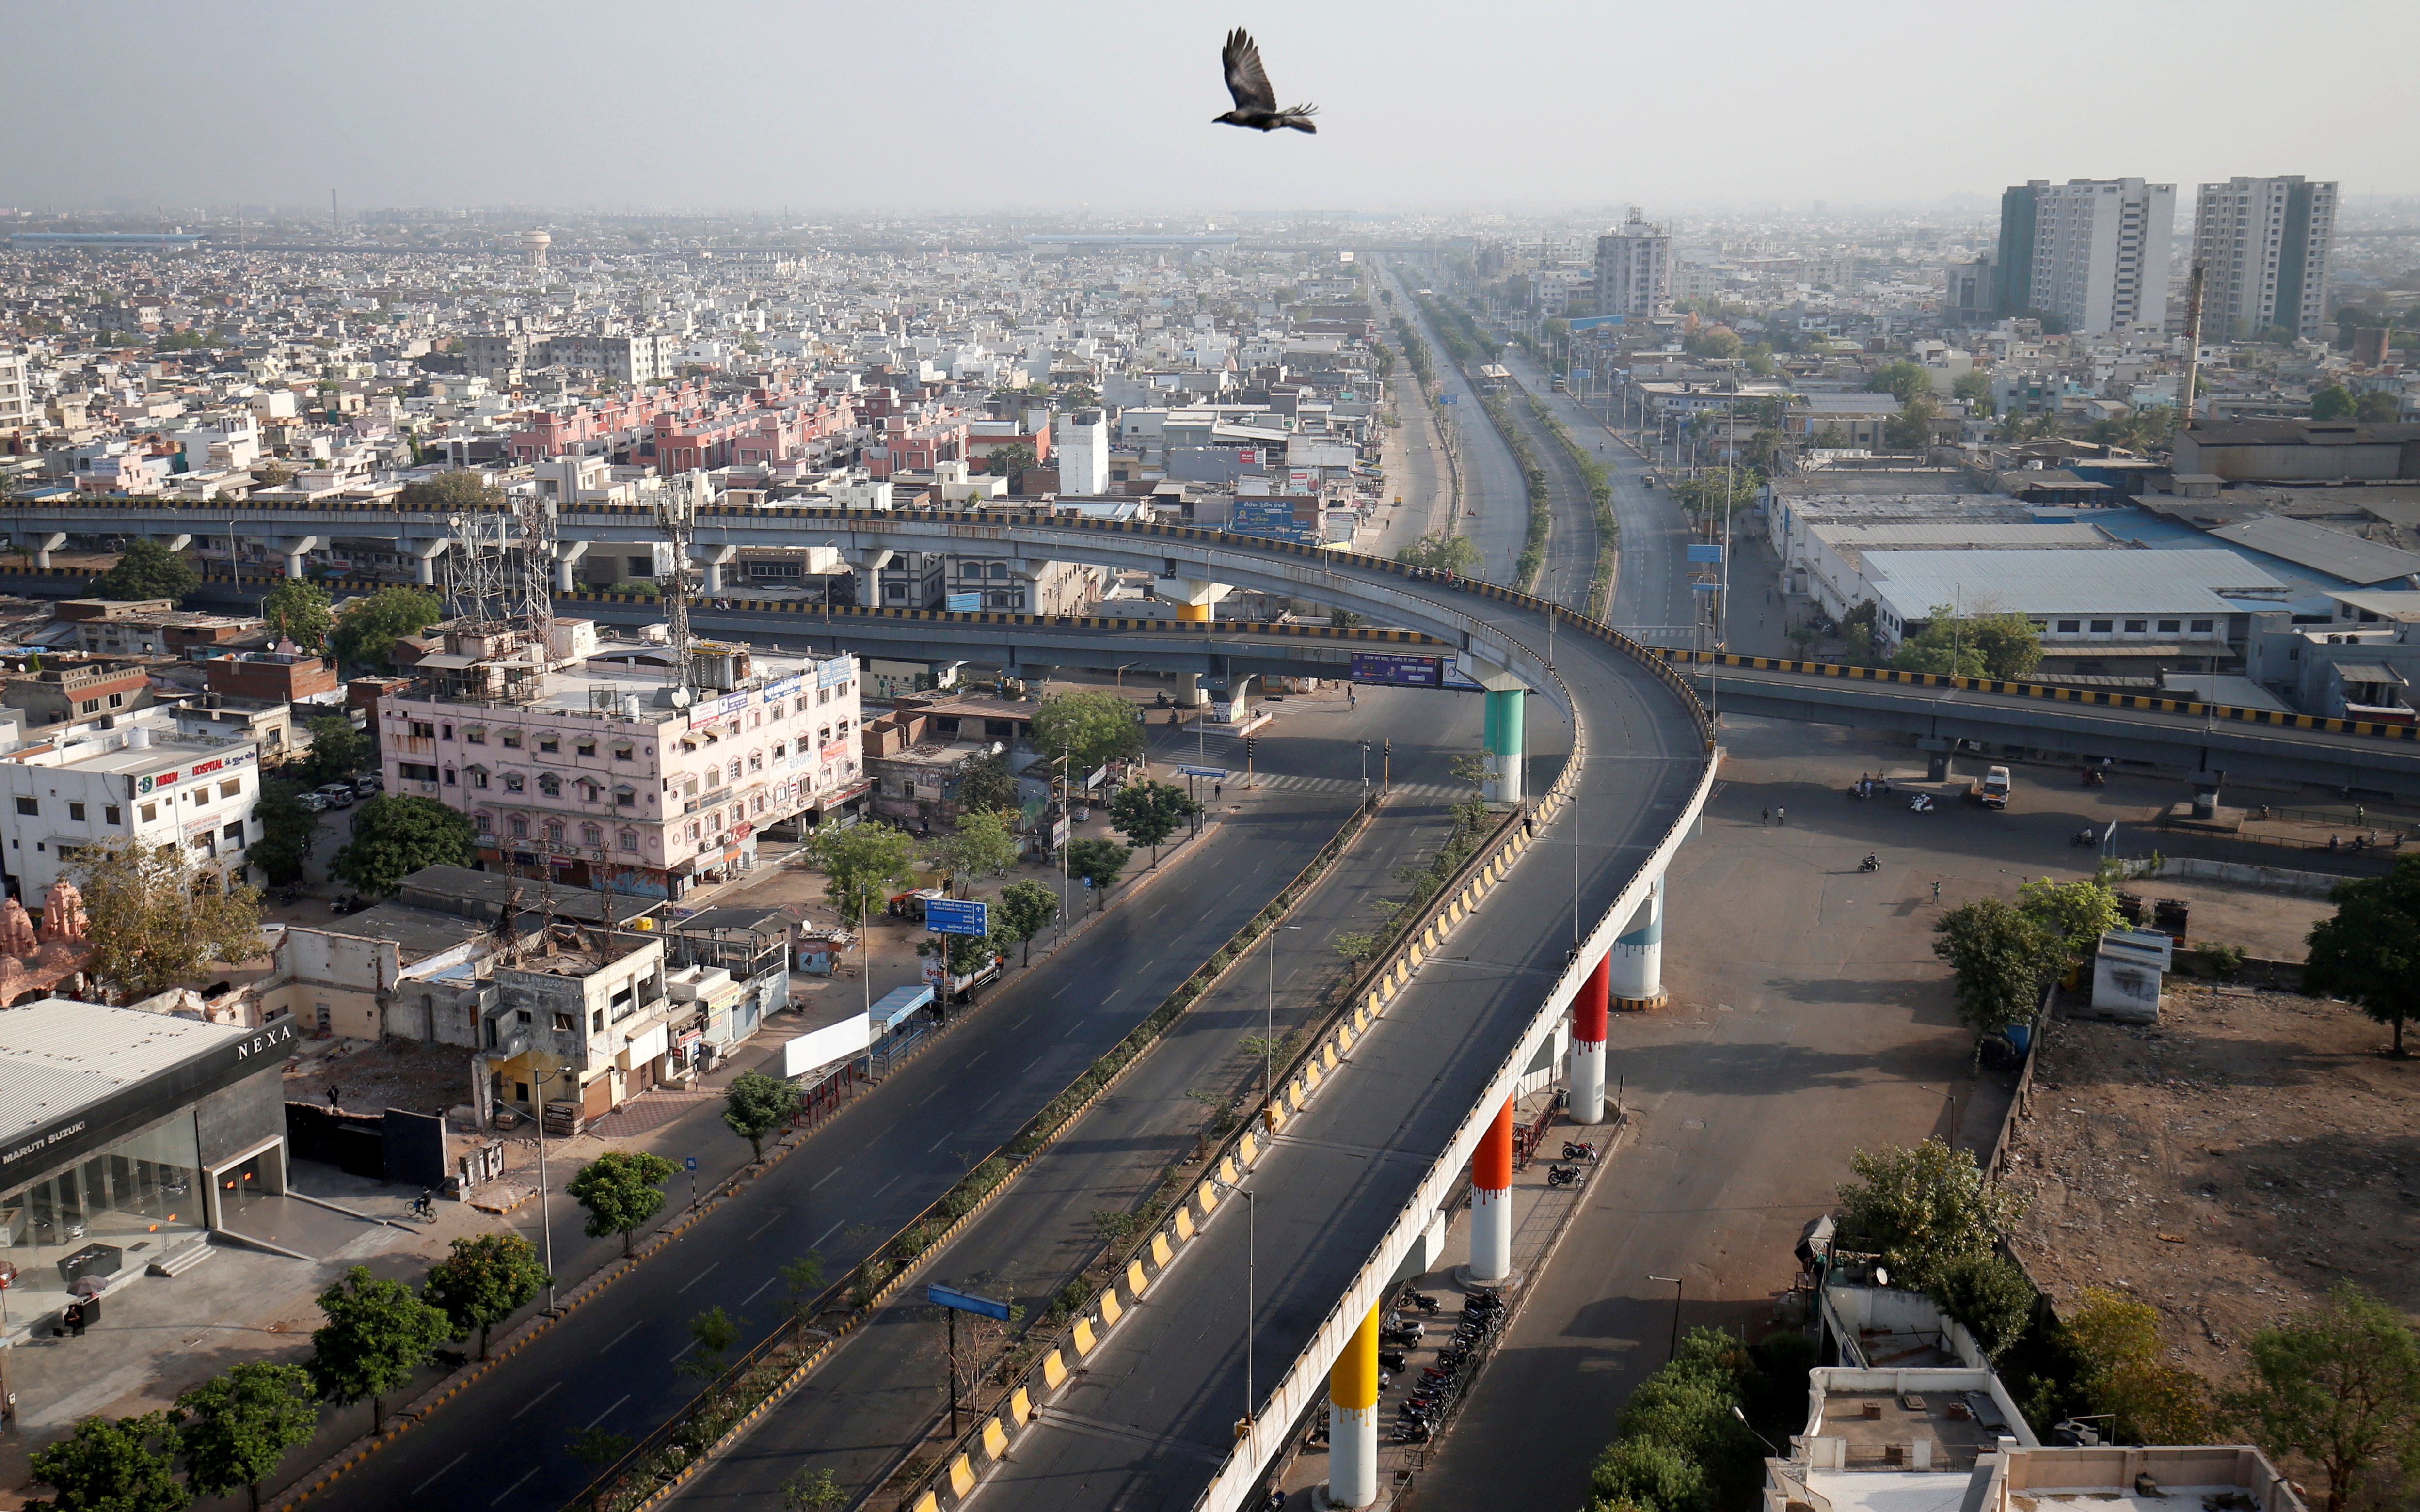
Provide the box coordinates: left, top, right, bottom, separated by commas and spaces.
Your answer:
1469, 1095, 1515, 1284
1328, 1300, 1380, 1506
1570, 951, 1610, 1124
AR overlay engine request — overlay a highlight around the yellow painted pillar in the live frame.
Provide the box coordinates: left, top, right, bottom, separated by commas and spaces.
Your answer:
1328, 1301, 1381, 1506
1175, 600, 1212, 623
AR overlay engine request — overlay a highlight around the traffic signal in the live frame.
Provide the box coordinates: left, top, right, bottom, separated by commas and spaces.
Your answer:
1245, 737, 1257, 759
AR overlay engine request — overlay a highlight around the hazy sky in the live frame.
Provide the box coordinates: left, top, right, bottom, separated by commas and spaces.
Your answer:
10, 0, 2414, 218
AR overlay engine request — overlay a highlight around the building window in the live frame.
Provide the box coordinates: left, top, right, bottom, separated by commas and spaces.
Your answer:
464, 726, 487, 744
614, 785, 636, 808
80, 699, 99, 714
501, 730, 523, 749
2056, 620, 2080, 633
223, 821, 243, 843
581, 823, 603, 847
553, 1013, 574, 1033
104, 805, 119, 825
444, 768, 457, 785
477, 813, 494, 834
2190, 619, 2214, 633
411, 721, 435, 739
544, 821, 564, 844
505, 773, 525, 792
2158, 619, 2181, 633
467, 766, 489, 788
538, 774, 562, 797
576, 739, 596, 757
67, 802, 85, 821
509, 815, 528, 838
2124, 620, 2147, 633
538, 736, 559, 754
619, 828, 638, 851
612, 744, 633, 761
772, 742, 786, 761
441, 724, 453, 740
728, 759, 741, 783
16, 797, 38, 817
108, 693, 124, 709
140, 802, 156, 823
219, 780, 240, 800
2089, 620, 2113, 633
749, 752, 763, 772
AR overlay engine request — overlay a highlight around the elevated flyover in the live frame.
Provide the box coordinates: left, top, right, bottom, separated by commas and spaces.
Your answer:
1672, 650, 2420, 800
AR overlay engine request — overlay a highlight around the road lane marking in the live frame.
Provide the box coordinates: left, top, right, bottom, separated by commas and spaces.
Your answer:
599, 1321, 641, 1354
491, 1467, 539, 1506
675, 1261, 720, 1294
927, 1133, 951, 1152
669, 1339, 698, 1364
509, 1381, 560, 1419
812, 1167, 842, 1188
742, 1273, 780, 1307
963, 1051, 986, 1067
812, 1219, 844, 1249
580, 1394, 630, 1433
869, 1173, 901, 1201
412, 1452, 468, 1495
747, 1208, 786, 1240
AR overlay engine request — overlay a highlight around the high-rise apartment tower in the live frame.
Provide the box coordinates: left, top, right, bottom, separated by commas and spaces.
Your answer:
2192, 176, 2336, 342
1994, 178, 2175, 334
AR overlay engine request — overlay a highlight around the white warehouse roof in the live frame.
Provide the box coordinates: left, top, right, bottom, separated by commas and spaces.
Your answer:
1866, 548, 2287, 619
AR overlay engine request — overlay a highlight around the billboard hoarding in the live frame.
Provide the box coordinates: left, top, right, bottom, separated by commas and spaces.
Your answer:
1349, 652, 1443, 688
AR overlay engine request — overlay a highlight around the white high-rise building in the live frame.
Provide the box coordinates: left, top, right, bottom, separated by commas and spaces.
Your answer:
0, 351, 32, 443
1593, 209, 1671, 322
2192, 176, 2337, 343
1995, 178, 2174, 335
1054, 407, 1109, 495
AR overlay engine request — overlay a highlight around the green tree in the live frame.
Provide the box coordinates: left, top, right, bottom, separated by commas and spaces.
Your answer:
1926, 1252, 2035, 1361
981, 442, 1036, 484
2311, 384, 2357, 421
953, 752, 1019, 816
1064, 837, 1131, 909
27, 1412, 187, 1512
2302, 854, 2420, 1055
259, 577, 333, 651
781, 1467, 846, 1511
676, 1306, 745, 1380
1108, 780, 1198, 866
71, 837, 265, 1003
329, 795, 477, 898
1667, 468, 1762, 520
1866, 360, 1934, 403
1931, 896, 2063, 1034
1587, 1434, 1706, 1512
2064, 1286, 2213, 1445
302, 712, 372, 786
937, 807, 1020, 882
174, 1362, 319, 1511
1394, 531, 1482, 576
306, 1265, 455, 1433
567, 1428, 634, 1471
248, 781, 323, 887
396, 470, 503, 507
91, 539, 200, 603
723, 1070, 802, 1161
1835, 1139, 2026, 1291
2354, 389, 2401, 423
800, 820, 917, 932
419, 1233, 551, 1361
1884, 393, 1940, 450
2225, 1284, 2420, 1512
996, 878, 1061, 967
327, 586, 440, 670
778, 1252, 827, 1328
1951, 369, 1994, 414
568, 1151, 677, 1257
2017, 875, 2122, 973
1030, 689, 1145, 775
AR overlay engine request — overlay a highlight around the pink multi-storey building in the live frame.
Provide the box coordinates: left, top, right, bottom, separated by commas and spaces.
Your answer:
378, 637, 864, 899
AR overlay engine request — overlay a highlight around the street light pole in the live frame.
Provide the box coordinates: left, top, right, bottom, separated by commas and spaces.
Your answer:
1265, 924, 1302, 1125
1648, 1274, 1683, 1361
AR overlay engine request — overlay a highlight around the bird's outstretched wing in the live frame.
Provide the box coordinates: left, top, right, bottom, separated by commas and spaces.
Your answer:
1222, 28, 1277, 113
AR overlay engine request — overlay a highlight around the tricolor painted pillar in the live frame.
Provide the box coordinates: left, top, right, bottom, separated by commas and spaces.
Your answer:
1327, 1301, 1381, 1507
1610, 871, 1666, 1010
1571, 951, 1610, 1124
1470, 1095, 1515, 1284
1481, 687, 1525, 803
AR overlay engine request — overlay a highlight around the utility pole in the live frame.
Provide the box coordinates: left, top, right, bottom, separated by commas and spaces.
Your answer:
2179, 262, 2206, 434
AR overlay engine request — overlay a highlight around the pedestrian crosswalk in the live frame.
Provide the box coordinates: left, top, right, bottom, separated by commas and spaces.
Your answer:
1160, 768, 1461, 802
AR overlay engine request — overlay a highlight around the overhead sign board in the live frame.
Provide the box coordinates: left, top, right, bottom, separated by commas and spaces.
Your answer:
1176, 765, 1229, 779
1686, 544, 1724, 563
927, 1283, 1013, 1321
945, 592, 982, 613
1349, 652, 1443, 689
1226, 522, 1321, 545
924, 898, 989, 937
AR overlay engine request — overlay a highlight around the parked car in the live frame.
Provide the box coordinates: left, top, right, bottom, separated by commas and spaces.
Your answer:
351, 772, 383, 797
298, 792, 329, 814
314, 783, 357, 810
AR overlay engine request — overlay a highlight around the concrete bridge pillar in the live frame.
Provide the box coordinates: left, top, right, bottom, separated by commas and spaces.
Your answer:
150, 534, 193, 553
1609, 871, 1666, 1010
1327, 1302, 1381, 1507
1482, 686, 1526, 804
1467, 1095, 1515, 1286
1163, 577, 1230, 624
692, 543, 737, 596
25, 533, 64, 569
403, 538, 450, 585
264, 536, 320, 580
1176, 673, 1209, 707
1570, 951, 1611, 1124
553, 540, 589, 592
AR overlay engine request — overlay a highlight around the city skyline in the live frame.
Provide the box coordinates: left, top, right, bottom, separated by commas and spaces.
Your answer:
6, 0, 2416, 214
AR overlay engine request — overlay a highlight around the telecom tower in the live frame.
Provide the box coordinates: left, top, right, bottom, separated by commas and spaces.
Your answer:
650, 471, 704, 696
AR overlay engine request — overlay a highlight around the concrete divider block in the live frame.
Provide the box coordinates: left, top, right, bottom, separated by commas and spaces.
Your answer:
1238, 1131, 1258, 1164
1073, 1317, 1097, 1356
950, 1455, 975, 1495
1043, 1349, 1069, 1388
1153, 1231, 1174, 1267
1128, 1259, 1150, 1298
1197, 1178, 1219, 1213
1220, 1154, 1240, 1185
1099, 1288, 1123, 1325
913, 1492, 940, 1512
1009, 1386, 1034, 1426
982, 1418, 1009, 1460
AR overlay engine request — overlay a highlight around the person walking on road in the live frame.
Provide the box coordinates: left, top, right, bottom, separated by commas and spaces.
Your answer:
1775, 807, 1786, 826
1932, 881, 1942, 904
1760, 807, 1770, 826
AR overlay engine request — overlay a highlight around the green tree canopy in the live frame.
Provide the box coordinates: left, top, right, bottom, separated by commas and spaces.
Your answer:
28, 1411, 187, 1512
1866, 360, 1935, 403
1394, 531, 1482, 576
1931, 895, 2063, 1034
2017, 876, 2122, 972
2225, 1283, 2420, 1512
248, 781, 323, 887
568, 1150, 677, 1256
1030, 689, 1145, 775
1926, 1252, 2035, 1361
677, 1306, 745, 1380
1064, 837, 1130, 909
330, 795, 478, 898
91, 539, 199, 603
1108, 780, 1199, 866
1892, 608, 2043, 680
71, 837, 265, 1002
396, 470, 503, 507
953, 752, 1019, 816
307, 1264, 455, 1433
2311, 384, 2357, 421
1836, 1138, 2027, 1291
2303, 854, 2420, 1055
982, 442, 1036, 483
800, 820, 917, 927
302, 712, 372, 787
937, 807, 1021, 882
328, 586, 440, 670
259, 577, 333, 652
996, 878, 1061, 967
2353, 390, 2401, 423
1951, 369, 1994, 413
1884, 393, 1940, 450
420, 1233, 551, 1361
175, 1361, 319, 1511
2061, 1286, 2213, 1445
722, 1070, 802, 1161
1667, 468, 1763, 520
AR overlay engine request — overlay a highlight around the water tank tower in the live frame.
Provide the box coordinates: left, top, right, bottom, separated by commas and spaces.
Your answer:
521, 228, 551, 269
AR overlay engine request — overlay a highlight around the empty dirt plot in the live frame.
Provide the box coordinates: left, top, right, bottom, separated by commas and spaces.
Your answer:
1998, 984, 2420, 1380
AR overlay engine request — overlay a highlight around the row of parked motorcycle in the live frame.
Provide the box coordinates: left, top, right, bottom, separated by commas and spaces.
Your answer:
1546, 1137, 1596, 1188
1383, 1287, 1505, 1443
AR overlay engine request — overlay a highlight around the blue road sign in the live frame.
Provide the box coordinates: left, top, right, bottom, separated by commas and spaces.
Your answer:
1350, 652, 1442, 688
928, 1283, 1013, 1321
924, 898, 989, 937
1687, 544, 1724, 563
685, 1156, 697, 1171
1177, 764, 1230, 779
945, 591, 981, 613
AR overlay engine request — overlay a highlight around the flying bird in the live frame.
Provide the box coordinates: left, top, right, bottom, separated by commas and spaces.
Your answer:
1213, 28, 1318, 134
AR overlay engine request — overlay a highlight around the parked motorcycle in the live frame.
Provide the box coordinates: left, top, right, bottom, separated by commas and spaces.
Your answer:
1398, 1290, 1442, 1314
1546, 1164, 1579, 1187
1560, 1141, 1596, 1162
1858, 854, 1880, 872
1907, 794, 1934, 813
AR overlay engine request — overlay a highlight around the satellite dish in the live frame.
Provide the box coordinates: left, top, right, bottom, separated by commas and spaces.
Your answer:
670, 686, 692, 708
